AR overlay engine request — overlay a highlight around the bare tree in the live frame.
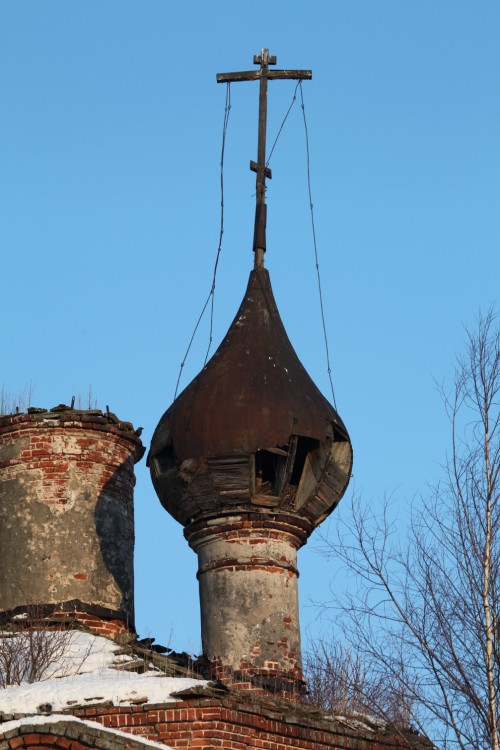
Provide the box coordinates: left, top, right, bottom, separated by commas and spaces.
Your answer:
0, 604, 75, 687
304, 637, 414, 726
319, 309, 499, 749
0, 383, 34, 416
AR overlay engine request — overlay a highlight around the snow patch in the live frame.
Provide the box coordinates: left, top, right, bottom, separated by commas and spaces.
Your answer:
0, 631, 207, 716
0, 669, 206, 715
331, 712, 387, 732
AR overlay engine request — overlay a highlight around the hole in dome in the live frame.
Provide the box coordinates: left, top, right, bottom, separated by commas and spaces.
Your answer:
153, 447, 177, 476
289, 437, 320, 486
254, 435, 320, 498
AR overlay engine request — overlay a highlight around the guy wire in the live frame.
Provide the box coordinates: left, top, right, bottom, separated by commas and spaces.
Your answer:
266, 81, 300, 168
299, 81, 338, 411
173, 83, 231, 401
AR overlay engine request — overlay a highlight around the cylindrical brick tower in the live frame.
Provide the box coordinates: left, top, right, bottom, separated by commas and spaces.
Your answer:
0, 406, 144, 638
185, 512, 310, 694
150, 268, 353, 697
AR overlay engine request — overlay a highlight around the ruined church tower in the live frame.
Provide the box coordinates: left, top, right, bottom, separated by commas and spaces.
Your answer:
149, 50, 353, 697
0, 49, 426, 750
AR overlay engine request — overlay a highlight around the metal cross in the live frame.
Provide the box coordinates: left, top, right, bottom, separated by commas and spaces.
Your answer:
217, 49, 312, 269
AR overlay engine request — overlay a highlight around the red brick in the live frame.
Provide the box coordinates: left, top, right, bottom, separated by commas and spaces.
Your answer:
8, 738, 25, 749
54, 739, 72, 749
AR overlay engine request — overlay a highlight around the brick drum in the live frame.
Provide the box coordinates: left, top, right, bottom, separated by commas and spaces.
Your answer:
186, 514, 309, 697
0, 408, 144, 633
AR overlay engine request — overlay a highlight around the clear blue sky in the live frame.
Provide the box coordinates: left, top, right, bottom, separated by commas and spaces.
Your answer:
1, 1, 499, 654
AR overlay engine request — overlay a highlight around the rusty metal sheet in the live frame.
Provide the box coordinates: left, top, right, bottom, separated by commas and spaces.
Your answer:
151, 269, 350, 462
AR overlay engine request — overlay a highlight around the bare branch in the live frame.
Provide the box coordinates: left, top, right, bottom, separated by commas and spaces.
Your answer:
316, 308, 499, 750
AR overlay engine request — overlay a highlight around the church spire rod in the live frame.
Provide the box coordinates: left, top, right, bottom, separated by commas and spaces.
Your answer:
217, 49, 312, 269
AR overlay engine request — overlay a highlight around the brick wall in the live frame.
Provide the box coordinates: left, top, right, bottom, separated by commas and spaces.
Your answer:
57, 611, 130, 641
67, 692, 427, 750
0, 701, 428, 750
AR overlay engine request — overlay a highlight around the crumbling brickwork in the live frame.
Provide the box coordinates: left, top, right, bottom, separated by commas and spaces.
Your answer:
0, 408, 143, 633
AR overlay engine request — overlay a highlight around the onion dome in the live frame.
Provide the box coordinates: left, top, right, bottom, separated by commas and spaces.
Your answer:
149, 267, 352, 530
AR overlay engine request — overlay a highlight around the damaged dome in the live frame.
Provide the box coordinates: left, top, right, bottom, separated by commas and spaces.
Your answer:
150, 268, 352, 529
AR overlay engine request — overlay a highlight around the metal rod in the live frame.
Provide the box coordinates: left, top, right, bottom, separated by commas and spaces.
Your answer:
254, 48, 269, 262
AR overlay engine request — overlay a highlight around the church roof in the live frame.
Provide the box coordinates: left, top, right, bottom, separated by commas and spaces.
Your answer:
151, 268, 349, 463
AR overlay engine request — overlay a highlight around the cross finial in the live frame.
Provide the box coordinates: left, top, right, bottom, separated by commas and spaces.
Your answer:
217, 50, 312, 269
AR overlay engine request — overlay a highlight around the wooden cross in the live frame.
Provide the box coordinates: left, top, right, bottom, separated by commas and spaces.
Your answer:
217, 49, 312, 268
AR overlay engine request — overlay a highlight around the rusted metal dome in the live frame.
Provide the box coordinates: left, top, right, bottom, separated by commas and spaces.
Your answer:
149, 267, 352, 528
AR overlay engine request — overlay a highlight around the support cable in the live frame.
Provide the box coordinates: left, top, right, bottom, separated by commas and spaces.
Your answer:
173, 83, 231, 401
266, 81, 300, 168
299, 81, 338, 410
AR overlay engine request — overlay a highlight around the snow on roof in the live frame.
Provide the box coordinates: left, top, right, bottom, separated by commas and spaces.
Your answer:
0, 669, 208, 716
0, 631, 207, 717
331, 712, 387, 732
0, 714, 172, 749
1, 630, 133, 682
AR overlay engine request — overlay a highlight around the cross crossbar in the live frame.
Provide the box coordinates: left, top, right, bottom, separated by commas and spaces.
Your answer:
216, 70, 312, 83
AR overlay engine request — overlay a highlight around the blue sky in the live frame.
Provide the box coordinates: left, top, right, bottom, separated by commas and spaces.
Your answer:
1, 1, 499, 654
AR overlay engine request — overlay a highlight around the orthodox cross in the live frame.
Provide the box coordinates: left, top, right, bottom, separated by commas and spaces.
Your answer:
217, 49, 311, 269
